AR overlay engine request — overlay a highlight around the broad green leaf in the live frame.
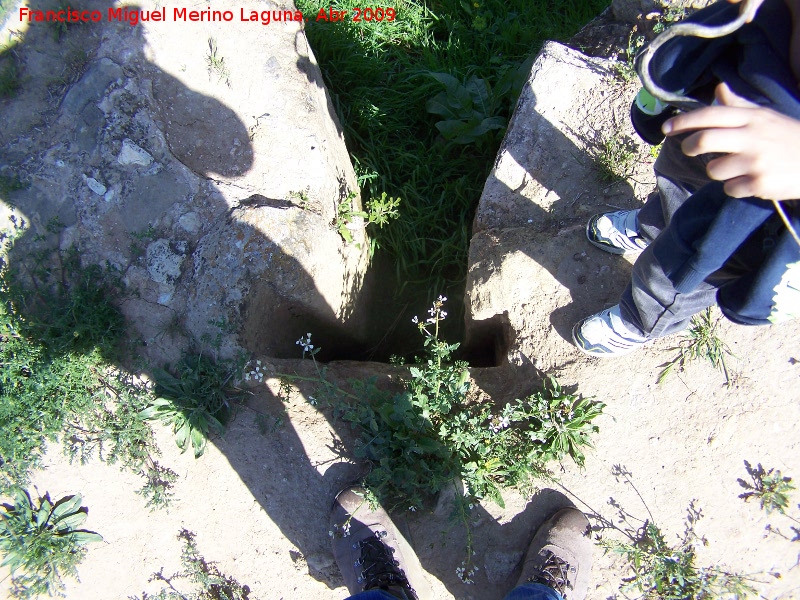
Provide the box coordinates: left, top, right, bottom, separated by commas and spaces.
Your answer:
65, 531, 103, 544
175, 420, 191, 451
55, 511, 87, 531
51, 495, 83, 521
190, 427, 206, 458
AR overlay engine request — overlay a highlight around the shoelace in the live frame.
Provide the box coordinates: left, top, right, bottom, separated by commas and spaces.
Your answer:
355, 534, 417, 599
530, 550, 573, 597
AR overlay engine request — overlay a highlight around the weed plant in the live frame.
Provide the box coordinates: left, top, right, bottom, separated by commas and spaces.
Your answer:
0, 489, 102, 599
131, 529, 251, 600
205, 37, 231, 87
286, 298, 605, 511
592, 134, 639, 182
601, 469, 753, 599
0, 47, 20, 98
657, 308, 734, 384
141, 355, 245, 458
738, 461, 800, 544
0, 218, 175, 508
0, 222, 124, 489
739, 461, 796, 515
298, 0, 607, 291
602, 517, 753, 599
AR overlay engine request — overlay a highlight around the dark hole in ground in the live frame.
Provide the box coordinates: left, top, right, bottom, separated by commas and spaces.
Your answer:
240, 250, 509, 367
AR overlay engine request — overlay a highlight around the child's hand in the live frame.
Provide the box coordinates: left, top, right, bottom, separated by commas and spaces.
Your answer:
662, 83, 800, 201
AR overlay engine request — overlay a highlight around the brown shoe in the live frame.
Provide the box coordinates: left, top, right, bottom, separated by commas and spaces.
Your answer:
330, 487, 431, 600
516, 508, 592, 600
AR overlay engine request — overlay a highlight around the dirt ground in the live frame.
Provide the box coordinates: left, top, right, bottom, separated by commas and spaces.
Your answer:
2, 3, 800, 600
10, 317, 800, 600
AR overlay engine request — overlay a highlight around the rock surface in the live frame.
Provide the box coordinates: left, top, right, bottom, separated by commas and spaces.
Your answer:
1, 0, 369, 366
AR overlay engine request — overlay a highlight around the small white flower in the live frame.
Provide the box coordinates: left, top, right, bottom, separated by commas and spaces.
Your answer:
412, 316, 419, 324
328, 530, 334, 537
256, 360, 262, 366
468, 503, 474, 510
408, 506, 417, 512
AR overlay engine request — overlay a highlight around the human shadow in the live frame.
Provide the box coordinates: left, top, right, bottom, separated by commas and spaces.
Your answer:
0, 0, 369, 592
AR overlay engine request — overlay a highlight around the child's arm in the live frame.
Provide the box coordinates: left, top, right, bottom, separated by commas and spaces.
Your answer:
662, 82, 800, 202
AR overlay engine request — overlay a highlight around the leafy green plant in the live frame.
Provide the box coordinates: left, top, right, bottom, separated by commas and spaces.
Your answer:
365, 192, 401, 230
652, 5, 687, 35
614, 29, 646, 82
288, 190, 310, 211
131, 529, 250, 600
603, 517, 753, 599
335, 191, 401, 251
287, 297, 604, 511
334, 191, 366, 244
0, 489, 102, 599
0, 219, 176, 508
140, 355, 244, 458
657, 308, 734, 384
62, 369, 178, 511
601, 471, 753, 599
425, 72, 506, 144
0, 172, 27, 198
738, 461, 795, 516
0, 221, 127, 491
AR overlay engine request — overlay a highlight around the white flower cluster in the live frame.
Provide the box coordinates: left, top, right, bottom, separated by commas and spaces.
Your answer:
244, 359, 265, 383
296, 333, 314, 353
412, 295, 448, 326
456, 561, 478, 584
489, 415, 511, 434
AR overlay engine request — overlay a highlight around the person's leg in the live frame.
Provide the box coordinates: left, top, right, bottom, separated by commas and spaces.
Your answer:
575, 137, 723, 351
637, 134, 712, 244
503, 582, 565, 600
585, 135, 706, 256
345, 591, 409, 600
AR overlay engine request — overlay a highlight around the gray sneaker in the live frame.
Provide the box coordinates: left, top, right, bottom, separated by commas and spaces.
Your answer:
516, 508, 593, 600
572, 304, 648, 358
330, 487, 431, 600
586, 209, 648, 255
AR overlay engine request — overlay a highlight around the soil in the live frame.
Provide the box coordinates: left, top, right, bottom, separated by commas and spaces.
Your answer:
2, 4, 799, 600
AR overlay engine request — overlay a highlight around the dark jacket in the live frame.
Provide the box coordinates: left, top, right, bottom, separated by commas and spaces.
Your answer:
639, 0, 800, 325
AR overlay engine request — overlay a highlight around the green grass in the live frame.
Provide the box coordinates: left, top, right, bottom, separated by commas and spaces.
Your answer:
298, 0, 607, 291
0, 43, 21, 99
0, 223, 177, 508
